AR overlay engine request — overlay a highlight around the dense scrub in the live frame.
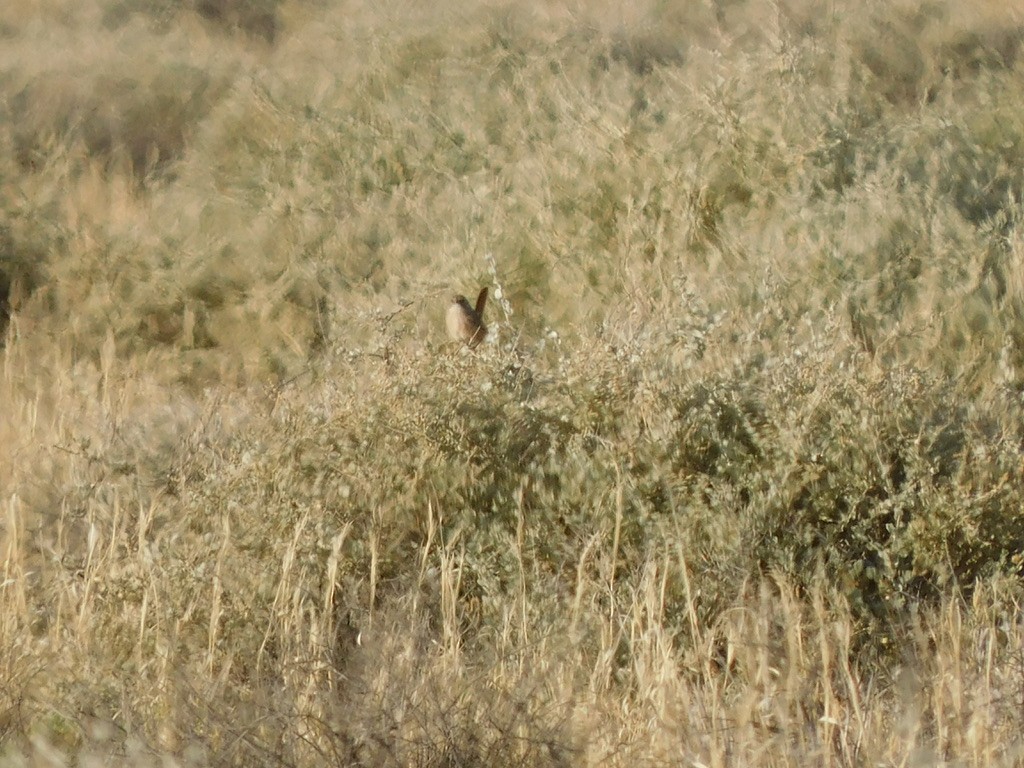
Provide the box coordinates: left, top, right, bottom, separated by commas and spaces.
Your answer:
3, 0, 1024, 765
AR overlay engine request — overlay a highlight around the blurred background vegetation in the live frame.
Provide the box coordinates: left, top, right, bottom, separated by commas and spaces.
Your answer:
4, 0, 1024, 765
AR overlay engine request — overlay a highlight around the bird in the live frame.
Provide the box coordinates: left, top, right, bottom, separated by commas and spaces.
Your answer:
446, 287, 488, 348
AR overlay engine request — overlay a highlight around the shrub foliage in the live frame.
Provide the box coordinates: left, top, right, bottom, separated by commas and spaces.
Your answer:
4, 0, 1024, 765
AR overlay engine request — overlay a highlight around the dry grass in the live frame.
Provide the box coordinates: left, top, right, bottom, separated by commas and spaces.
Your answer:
4, 0, 1024, 765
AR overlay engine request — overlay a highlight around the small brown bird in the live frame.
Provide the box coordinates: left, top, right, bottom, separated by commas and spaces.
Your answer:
446, 287, 488, 348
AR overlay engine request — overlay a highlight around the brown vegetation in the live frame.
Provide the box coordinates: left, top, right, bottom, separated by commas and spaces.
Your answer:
3, 0, 1024, 765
